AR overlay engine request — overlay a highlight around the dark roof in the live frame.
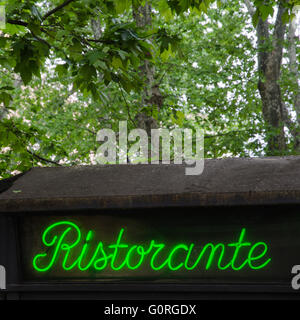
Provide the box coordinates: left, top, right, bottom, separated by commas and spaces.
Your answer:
1, 156, 300, 212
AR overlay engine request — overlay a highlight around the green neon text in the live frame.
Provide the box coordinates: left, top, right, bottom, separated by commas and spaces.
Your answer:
33, 221, 271, 273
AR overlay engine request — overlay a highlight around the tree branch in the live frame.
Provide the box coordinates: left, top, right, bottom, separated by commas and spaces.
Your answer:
30, 31, 52, 48
267, 3, 288, 79
8, 121, 63, 167
204, 129, 255, 139
6, 19, 28, 27
118, 83, 137, 127
27, 149, 63, 166
42, 0, 76, 21
273, 3, 288, 51
256, 16, 270, 75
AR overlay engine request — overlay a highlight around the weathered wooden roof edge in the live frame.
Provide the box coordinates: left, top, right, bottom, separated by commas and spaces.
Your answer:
1, 156, 300, 211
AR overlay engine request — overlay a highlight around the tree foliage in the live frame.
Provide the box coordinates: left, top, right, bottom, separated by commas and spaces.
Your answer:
0, 0, 300, 178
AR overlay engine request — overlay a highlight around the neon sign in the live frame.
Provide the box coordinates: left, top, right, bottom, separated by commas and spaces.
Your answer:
33, 221, 271, 273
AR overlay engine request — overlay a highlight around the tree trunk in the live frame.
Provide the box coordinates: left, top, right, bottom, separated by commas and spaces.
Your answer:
256, 5, 287, 155
132, 1, 161, 136
244, 0, 287, 155
258, 79, 286, 154
287, 9, 300, 152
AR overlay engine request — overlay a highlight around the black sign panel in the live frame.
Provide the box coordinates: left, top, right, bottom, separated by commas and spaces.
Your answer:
17, 205, 300, 287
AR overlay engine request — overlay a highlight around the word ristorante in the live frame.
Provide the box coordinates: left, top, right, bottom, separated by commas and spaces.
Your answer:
33, 221, 271, 273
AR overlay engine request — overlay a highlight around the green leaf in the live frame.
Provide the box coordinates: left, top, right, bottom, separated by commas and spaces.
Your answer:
12, 190, 22, 194
55, 64, 68, 77
282, 11, 290, 24
259, 5, 274, 21
20, 68, 32, 85
0, 91, 12, 107
93, 60, 107, 70
79, 64, 97, 79
176, 111, 185, 126
0, 37, 7, 47
111, 56, 123, 69
87, 50, 105, 65
252, 9, 260, 27
2, 23, 26, 35
114, 0, 131, 14
28, 21, 42, 36
31, 5, 42, 22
